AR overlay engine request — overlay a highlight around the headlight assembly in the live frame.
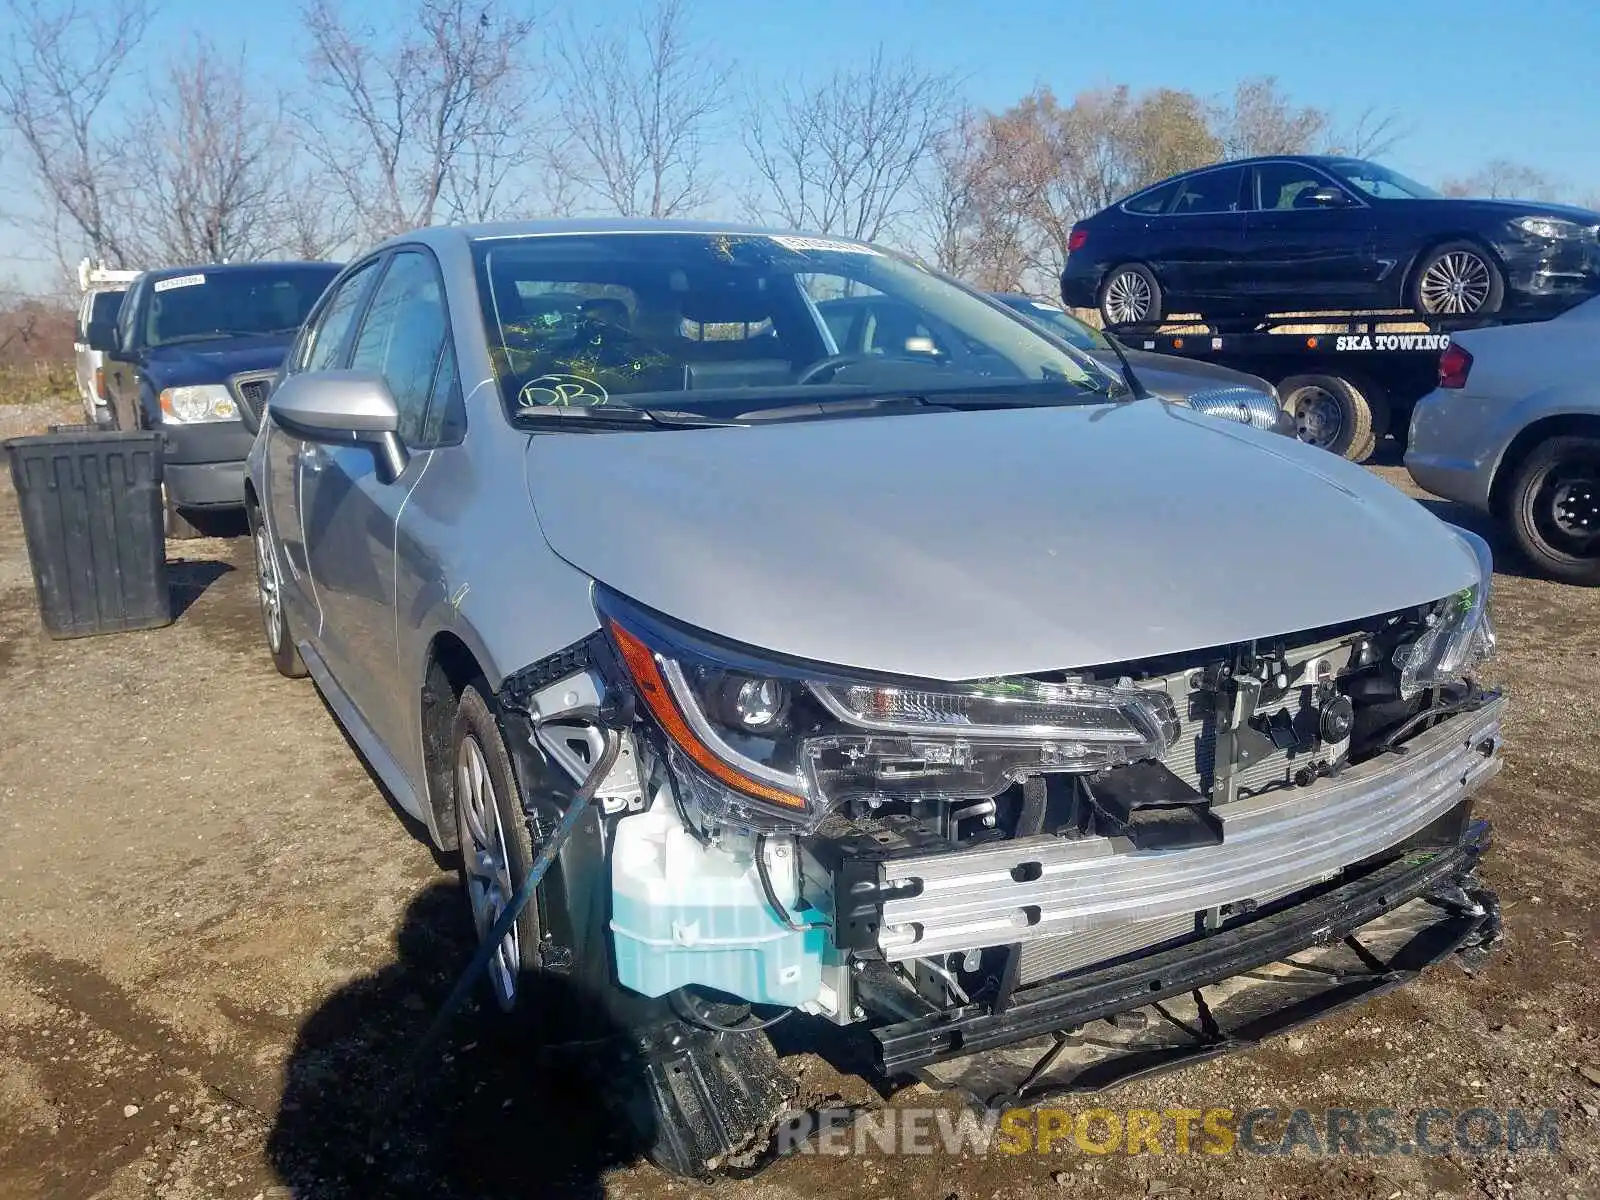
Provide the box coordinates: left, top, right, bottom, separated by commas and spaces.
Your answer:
1393, 526, 1497, 698
1184, 386, 1283, 433
1512, 215, 1595, 241
599, 591, 1180, 833
159, 384, 238, 423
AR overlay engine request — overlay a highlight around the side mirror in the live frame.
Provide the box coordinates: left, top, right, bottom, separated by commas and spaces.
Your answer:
86, 318, 118, 353
1301, 187, 1351, 209
268, 370, 409, 480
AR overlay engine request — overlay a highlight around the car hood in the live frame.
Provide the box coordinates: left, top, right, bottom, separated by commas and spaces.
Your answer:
526, 400, 1477, 680
141, 336, 294, 388
1413, 197, 1600, 224
1090, 348, 1274, 400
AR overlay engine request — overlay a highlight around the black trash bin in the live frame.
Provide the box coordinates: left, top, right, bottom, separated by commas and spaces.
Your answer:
5, 428, 171, 638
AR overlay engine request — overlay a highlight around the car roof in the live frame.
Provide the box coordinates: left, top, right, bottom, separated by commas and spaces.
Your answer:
375, 218, 878, 254
139, 261, 344, 281
991, 292, 1065, 306
1123, 154, 1355, 196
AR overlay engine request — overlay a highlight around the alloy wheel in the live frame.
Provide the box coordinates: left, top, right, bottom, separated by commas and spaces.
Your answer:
1418, 251, 1493, 314
456, 734, 521, 1011
1103, 271, 1153, 324
253, 521, 282, 654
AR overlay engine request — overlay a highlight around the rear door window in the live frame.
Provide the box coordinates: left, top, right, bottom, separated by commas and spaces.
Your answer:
1123, 181, 1178, 215
1167, 168, 1247, 215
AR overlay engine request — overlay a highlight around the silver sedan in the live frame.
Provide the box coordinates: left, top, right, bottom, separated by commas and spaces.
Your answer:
245, 218, 1498, 1176
1406, 296, 1600, 584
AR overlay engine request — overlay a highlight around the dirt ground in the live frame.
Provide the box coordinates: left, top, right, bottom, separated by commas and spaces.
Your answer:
0, 398, 1596, 1200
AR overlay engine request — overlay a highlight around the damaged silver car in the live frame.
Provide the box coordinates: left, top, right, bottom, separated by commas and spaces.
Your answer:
245, 219, 1505, 1177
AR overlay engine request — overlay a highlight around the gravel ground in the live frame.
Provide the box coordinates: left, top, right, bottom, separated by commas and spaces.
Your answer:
0, 400, 1596, 1199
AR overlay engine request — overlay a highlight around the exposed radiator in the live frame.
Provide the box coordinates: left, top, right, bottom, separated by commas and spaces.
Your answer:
1017, 911, 1195, 984
1162, 684, 1324, 795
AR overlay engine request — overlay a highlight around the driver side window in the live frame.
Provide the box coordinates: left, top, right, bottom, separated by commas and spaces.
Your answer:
295, 259, 380, 375
347, 250, 450, 447
1254, 163, 1343, 211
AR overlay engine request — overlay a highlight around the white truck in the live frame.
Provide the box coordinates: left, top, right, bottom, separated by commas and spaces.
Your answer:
73, 258, 140, 423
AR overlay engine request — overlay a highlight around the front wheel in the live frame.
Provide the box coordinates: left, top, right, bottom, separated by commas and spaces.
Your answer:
452, 685, 544, 1013
1411, 242, 1504, 316
1508, 435, 1600, 585
247, 501, 306, 677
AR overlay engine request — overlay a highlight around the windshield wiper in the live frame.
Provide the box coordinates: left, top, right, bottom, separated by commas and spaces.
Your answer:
733, 395, 953, 422
151, 331, 238, 345
728, 387, 1124, 425
514, 405, 742, 430
154, 329, 286, 345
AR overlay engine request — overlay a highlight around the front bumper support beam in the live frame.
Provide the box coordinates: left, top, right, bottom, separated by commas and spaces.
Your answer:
871, 823, 1497, 1092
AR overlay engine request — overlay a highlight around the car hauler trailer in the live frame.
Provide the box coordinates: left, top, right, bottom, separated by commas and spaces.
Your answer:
1105, 310, 1551, 463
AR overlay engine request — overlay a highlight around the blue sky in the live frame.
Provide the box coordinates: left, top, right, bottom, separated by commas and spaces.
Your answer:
7, 0, 1600, 289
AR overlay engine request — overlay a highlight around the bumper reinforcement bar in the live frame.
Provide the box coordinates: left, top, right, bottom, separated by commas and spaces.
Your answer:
871, 823, 1498, 1097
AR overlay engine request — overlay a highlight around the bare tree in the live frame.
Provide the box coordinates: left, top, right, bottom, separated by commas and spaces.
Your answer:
274, 169, 357, 259
1323, 107, 1406, 159
744, 47, 956, 242
1212, 76, 1327, 159
911, 107, 986, 276
122, 39, 293, 264
0, 0, 155, 265
298, 0, 544, 239
553, 0, 729, 218
1441, 159, 1556, 200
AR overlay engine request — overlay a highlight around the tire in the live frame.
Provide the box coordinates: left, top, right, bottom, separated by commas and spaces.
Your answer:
1410, 241, 1504, 316
1349, 430, 1378, 465
1343, 375, 1391, 443
1099, 263, 1163, 327
452, 684, 545, 1013
1507, 435, 1600, 585
163, 487, 204, 540
246, 501, 307, 677
1278, 374, 1374, 460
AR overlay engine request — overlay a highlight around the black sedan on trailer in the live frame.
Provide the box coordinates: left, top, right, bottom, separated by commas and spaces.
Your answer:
1060, 155, 1600, 326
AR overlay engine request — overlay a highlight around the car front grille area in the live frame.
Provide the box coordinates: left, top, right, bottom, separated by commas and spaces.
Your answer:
228, 372, 275, 426
1138, 628, 1364, 800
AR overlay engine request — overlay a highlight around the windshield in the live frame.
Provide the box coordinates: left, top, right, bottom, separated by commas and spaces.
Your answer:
472, 233, 1118, 421
144, 266, 342, 348
993, 295, 1110, 351
89, 289, 124, 325
1323, 159, 1441, 201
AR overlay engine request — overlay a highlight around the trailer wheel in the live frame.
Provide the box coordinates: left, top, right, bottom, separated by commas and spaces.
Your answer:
1507, 435, 1600, 585
1340, 374, 1391, 443
1099, 263, 1163, 326
1278, 374, 1374, 460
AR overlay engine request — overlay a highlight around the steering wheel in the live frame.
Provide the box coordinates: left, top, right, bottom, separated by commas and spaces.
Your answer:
795, 352, 880, 384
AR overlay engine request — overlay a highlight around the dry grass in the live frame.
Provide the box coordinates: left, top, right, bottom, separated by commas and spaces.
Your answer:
0, 361, 76, 408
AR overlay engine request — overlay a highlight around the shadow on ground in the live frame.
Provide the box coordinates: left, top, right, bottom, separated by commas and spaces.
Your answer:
267, 883, 655, 1199
168, 559, 236, 620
